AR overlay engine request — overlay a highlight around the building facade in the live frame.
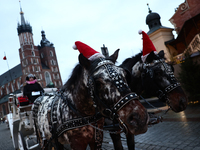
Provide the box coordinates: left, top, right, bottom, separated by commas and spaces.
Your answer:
145, 0, 200, 76
0, 7, 63, 119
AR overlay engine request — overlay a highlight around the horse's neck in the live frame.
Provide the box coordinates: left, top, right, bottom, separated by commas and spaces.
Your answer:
130, 76, 143, 95
129, 60, 144, 95
66, 71, 95, 116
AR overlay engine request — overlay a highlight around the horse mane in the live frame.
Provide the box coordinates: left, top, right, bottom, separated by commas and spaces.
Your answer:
120, 51, 142, 71
61, 64, 83, 91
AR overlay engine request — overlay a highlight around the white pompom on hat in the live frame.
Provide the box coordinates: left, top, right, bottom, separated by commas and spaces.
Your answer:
138, 30, 157, 62
73, 41, 104, 61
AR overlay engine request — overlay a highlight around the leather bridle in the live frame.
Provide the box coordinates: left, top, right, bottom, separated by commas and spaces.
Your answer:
141, 59, 180, 105
87, 58, 138, 133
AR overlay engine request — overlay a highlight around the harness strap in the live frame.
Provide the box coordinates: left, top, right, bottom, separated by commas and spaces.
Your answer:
56, 115, 102, 137
113, 93, 138, 112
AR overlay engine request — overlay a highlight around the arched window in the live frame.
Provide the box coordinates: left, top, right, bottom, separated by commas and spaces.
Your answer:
41, 53, 44, 58
31, 51, 35, 56
45, 72, 52, 86
24, 33, 27, 43
6, 86, 10, 94
50, 51, 53, 57
22, 52, 25, 59
33, 59, 36, 64
35, 66, 38, 71
17, 81, 20, 89
11, 83, 14, 92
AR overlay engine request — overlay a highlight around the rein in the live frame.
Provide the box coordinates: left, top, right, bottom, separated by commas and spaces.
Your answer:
139, 95, 171, 116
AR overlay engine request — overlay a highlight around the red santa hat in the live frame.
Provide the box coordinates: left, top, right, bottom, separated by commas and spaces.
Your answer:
73, 41, 104, 61
138, 30, 157, 62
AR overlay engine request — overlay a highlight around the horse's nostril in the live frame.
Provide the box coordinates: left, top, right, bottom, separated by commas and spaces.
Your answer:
129, 120, 137, 127
128, 113, 139, 127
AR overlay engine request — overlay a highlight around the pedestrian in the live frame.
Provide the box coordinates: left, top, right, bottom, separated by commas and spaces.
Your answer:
23, 74, 44, 103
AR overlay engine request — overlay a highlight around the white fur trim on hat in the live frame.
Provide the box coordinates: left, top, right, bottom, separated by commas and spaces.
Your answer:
88, 53, 105, 61
141, 51, 157, 62
138, 30, 143, 34
72, 44, 77, 50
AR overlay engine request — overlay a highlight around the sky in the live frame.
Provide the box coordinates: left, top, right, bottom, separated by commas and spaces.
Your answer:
0, 0, 184, 83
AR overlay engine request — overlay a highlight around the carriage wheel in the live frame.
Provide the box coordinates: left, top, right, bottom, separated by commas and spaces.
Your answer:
18, 131, 27, 150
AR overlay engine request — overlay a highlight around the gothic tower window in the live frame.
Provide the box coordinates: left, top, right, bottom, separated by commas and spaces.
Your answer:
35, 66, 38, 71
11, 83, 14, 92
6, 86, 9, 94
51, 60, 54, 65
50, 51, 53, 57
17, 81, 20, 89
24, 33, 27, 43
22, 61, 25, 67
31, 44, 33, 50
25, 68, 28, 74
29, 34, 32, 43
22, 52, 25, 59
31, 51, 35, 56
45, 71, 51, 86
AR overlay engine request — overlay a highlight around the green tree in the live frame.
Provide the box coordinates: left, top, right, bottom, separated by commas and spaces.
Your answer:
178, 51, 200, 101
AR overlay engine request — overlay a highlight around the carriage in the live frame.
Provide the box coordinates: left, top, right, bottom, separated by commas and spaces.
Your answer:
7, 88, 57, 150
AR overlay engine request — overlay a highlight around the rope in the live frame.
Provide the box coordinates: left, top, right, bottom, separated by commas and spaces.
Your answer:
139, 95, 171, 118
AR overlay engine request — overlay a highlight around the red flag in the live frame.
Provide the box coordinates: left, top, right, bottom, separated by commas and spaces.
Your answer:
3, 56, 6, 60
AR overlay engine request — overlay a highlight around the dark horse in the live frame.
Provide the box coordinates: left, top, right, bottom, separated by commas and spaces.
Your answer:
32, 50, 149, 150
107, 50, 188, 150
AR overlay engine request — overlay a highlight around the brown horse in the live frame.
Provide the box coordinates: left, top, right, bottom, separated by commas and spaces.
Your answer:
32, 50, 149, 150
107, 50, 188, 150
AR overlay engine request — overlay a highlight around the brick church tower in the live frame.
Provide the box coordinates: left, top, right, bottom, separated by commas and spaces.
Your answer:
17, 7, 62, 88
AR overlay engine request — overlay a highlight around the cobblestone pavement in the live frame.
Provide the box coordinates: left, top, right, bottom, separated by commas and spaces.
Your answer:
0, 122, 14, 150
1, 103, 200, 150
102, 103, 200, 150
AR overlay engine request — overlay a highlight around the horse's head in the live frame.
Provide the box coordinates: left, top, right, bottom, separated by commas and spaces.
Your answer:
79, 50, 148, 135
130, 50, 188, 112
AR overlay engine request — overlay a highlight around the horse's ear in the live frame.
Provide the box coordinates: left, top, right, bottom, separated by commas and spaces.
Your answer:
78, 53, 91, 69
108, 49, 120, 63
145, 51, 155, 63
158, 50, 165, 58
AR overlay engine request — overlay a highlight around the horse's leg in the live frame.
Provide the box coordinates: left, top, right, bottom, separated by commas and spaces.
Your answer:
109, 133, 124, 150
126, 133, 135, 150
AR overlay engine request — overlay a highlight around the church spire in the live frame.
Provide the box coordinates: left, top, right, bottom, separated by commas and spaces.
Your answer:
19, 0, 25, 25
17, 1, 32, 35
